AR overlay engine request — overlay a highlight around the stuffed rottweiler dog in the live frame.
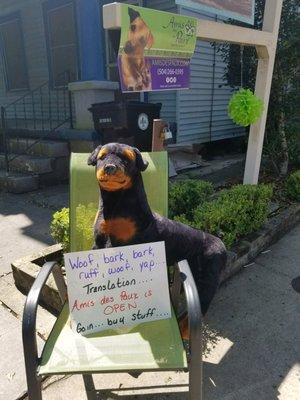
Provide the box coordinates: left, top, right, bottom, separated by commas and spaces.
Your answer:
88, 143, 227, 337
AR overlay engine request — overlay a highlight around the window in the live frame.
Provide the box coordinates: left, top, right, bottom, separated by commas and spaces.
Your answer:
106, 29, 121, 83
0, 16, 28, 90
45, 2, 78, 86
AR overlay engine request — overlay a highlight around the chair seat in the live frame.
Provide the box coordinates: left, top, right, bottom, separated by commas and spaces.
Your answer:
39, 303, 187, 375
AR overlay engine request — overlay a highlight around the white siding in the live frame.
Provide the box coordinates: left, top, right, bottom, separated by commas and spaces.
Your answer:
146, 0, 177, 123
177, 6, 245, 144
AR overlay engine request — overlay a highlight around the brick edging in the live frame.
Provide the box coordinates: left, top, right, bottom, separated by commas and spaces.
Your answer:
221, 203, 300, 282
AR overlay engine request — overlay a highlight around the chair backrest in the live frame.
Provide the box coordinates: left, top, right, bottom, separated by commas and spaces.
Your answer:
69, 151, 168, 252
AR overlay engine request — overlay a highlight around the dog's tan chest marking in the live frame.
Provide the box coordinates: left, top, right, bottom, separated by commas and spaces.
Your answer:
100, 218, 137, 242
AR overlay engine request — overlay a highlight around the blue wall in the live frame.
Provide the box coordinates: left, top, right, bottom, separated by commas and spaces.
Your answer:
76, 0, 146, 82
77, 0, 106, 80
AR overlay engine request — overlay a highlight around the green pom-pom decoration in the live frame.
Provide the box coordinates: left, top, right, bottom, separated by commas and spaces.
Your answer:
228, 88, 264, 127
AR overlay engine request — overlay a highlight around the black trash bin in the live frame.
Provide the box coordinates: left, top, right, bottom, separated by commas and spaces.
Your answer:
89, 101, 162, 151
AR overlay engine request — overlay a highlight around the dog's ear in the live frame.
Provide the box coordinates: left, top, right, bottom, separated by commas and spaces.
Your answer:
87, 145, 102, 166
134, 148, 148, 171
128, 7, 140, 23
147, 31, 154, 49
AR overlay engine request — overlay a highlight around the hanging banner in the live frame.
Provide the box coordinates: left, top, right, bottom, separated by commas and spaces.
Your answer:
64, 241, 171, 336
118, 4, 197, 92
176, 0, 254, 25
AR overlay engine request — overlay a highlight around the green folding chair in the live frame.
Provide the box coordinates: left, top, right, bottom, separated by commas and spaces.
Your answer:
22, 151, 203, 399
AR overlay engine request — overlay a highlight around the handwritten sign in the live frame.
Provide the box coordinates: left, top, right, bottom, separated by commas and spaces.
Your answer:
64, 241, 171, 336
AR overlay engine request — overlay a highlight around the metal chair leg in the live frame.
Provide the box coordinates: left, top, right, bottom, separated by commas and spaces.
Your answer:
83, 374, 97, 400
25, 366, 42, 400
177, 260, 203, 399
22, 262, 64, 400
189, 340, 203, 400
23, 306, 43, 400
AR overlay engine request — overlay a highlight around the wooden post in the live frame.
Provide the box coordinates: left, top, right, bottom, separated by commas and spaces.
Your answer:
103, 0, 283, 184
243, 0, 283, 184
152, 119, 167, 151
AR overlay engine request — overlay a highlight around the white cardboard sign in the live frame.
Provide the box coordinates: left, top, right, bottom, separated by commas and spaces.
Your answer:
64, 241, 171, 336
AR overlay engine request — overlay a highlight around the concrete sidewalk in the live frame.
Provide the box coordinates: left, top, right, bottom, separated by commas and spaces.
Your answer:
0, 185, 68, 400
0, 186, 299, 400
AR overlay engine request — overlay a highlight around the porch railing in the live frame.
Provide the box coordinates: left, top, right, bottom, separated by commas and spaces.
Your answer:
0, 70, 73, 172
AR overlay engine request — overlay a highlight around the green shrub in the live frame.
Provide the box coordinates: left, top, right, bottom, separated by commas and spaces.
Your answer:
51, 183, 273, 252
286, 170, 300, 201
75, 203, 98, 250
175, 184, 273, 248
169, 179, 213, 219
51, 204, 97, 252
173, 213, 192, 226
50, 208, 70, 252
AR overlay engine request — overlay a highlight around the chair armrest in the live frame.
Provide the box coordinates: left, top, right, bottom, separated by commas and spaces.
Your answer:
170, 264, 182, 312
176, 261, 203, 400
176, 260, 202, 348
22, 261, 66, 373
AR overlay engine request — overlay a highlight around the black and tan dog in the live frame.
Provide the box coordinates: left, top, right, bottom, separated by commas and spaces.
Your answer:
120, 8, 153, 91
88, 143, 227, 338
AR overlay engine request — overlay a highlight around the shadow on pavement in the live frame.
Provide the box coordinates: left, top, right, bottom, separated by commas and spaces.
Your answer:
0, 185, 68, 274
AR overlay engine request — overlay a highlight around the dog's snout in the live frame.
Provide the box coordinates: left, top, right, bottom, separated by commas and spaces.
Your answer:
104, 164, 117, 175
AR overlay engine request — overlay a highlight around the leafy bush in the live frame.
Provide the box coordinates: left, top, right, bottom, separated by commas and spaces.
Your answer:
50, 203, 97, 252
169, 179, 213, 219
51, 183, 273, 252
50, 208, 70, 252
286, 170, 300, 201
218, 0, 300, 175
175, 184, 273, 248
286, 123, 300, 168
75, 203, 97, 250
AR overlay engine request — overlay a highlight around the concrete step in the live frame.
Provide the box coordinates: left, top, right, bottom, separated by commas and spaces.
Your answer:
0, 170, 39, 193
8, 138, 69, 157
0, 151, 69, 192
39, 156, 69, 185
172, 154, 246, 185
0, 153, 53, 174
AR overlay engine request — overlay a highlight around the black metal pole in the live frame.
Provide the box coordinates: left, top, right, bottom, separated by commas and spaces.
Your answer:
1, 106, 9, 173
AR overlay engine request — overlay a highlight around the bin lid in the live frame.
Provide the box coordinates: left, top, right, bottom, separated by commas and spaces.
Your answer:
89, 100, 162, 109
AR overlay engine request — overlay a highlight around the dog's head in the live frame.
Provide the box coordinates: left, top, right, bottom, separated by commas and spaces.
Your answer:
123, 8, 154, 55
87, 143, 148, 192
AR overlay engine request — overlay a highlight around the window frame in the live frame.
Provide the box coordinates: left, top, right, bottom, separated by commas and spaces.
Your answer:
0, 12, 29, 92
43, 0, 80, 88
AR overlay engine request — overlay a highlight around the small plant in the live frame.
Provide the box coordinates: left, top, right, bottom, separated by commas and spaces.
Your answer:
51, 204, 97, 252
175, 184, 273, 248
228, 88, 264, 127
75, 203, 98, 250
50, 208, 70, 252
286, 170, 300, 201
169, 179, 213, 220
